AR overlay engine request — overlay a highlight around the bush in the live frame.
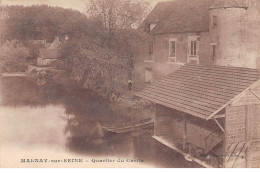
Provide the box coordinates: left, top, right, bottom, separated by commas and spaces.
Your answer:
0, 40, 30, 73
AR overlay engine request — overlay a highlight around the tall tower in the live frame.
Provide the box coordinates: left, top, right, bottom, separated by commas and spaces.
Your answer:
209, 0, 260, 69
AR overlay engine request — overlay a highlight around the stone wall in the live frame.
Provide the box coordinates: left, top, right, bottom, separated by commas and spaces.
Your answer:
209, 1, 260, 69
226, 106, 246, 144
225, 84, 260, 167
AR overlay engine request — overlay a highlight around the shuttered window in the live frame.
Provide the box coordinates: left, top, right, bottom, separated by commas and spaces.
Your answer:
169, 38, 177, 62
148, 41, 153, 55
212, 16, 217, 27
210, 44, 216, 63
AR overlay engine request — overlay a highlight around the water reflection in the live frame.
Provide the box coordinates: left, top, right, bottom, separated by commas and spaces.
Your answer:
0, 77, 187, 168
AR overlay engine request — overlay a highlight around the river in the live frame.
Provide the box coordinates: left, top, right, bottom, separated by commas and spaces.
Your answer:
0, 77, 188, 168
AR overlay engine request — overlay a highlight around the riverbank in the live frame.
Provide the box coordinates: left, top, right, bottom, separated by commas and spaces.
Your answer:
47, 72, 156, 129
0, 77, 187, 168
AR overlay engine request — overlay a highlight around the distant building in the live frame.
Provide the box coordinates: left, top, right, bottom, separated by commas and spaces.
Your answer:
29, 40, 47, 45
134, 0, 260, 88
37, 48, 60, 67
49, 36, 61, 49
36, 36, 64, 68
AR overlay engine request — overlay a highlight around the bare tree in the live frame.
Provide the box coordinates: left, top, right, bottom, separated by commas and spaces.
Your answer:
86, 0, 150, 30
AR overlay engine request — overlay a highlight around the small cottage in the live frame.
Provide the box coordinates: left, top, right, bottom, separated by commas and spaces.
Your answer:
37, 48, 60, 67
136, 64, 260, 168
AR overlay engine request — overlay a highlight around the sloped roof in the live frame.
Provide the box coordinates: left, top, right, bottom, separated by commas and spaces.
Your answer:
136, 64, 260, 120
209, 0, 248, 9
139, 0, 215, 34
39, 48, 59, 59
139, 1, 177, 29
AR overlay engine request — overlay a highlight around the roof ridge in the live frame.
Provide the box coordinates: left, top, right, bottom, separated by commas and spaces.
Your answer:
185, 63, 260, 72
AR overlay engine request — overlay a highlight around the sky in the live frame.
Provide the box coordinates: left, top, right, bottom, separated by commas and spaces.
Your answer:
1, 0, 170, 13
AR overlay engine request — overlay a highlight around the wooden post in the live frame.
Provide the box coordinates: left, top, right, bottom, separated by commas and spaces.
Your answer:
183, 114, 187, 150
245, 105, 249, 168
223, 108, 227, 168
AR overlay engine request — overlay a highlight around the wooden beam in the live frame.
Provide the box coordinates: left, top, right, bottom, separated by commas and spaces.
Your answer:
249, 89, 260, 101
183, 115, 187, 150
214, 118, 225, 133
152, 135, 213, 168
214, 114, 225, 119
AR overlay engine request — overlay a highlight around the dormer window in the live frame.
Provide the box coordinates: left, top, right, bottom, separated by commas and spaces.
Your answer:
149, 23, 156, 32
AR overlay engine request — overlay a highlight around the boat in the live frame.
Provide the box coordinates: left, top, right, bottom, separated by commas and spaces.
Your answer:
101, 118, 154, 134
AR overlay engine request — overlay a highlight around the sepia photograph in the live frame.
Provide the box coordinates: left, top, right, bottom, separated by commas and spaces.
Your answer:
0, 0, 260, 169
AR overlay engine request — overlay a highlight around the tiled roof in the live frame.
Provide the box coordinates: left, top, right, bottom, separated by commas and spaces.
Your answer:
39, 48, 59, 59
209, 0, 248, 9
139, 0, 214, 34
136, 64, 260, 120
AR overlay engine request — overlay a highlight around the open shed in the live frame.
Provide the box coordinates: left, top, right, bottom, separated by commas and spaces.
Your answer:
136, 64, 260, 168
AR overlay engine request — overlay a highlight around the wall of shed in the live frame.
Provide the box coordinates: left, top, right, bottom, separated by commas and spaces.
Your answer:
225, 106, 247, 144
155, 105, 184, 147
225, 85, 260, 168
155, 105, 223, 151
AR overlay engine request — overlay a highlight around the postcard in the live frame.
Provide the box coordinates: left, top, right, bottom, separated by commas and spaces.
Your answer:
0, 0, 260, 168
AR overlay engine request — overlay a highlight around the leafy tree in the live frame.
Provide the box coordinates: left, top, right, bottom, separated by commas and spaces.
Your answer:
2, 5, 91, 41
60, 24, 147, 100
63, 0, 150, 100
0, 3, 149, 100
0, 40, 30, 73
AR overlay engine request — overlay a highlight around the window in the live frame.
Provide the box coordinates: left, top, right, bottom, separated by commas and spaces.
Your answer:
145, 67, 152, 83
188, 36, 200, 64
189, 39, 199, 57
210, 43, 217, 63
169, 38, 177, 62
212, 16, 217, 27
148, 41, 153, 55
149, 23, 156, 32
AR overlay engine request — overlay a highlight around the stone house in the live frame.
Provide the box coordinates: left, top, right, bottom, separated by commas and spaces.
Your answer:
134, 0, 260, 88
36, 36, 64, 68
37, 48, 60, 67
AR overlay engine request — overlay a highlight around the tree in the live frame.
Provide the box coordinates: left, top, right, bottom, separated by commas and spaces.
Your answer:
0, 2, 8, 44
0, 40, 30, 73
86, 0, 150, 30
60, 0, 150, 100
60, 26, 147, 100
1, 5, 91, 41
